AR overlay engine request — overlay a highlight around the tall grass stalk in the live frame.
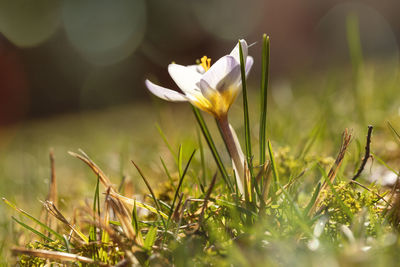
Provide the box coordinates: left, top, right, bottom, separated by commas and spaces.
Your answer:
192, 106, 234, 192
259, 34, 270, 165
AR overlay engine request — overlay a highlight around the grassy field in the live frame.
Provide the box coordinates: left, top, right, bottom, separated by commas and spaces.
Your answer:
1, 53, 400, 266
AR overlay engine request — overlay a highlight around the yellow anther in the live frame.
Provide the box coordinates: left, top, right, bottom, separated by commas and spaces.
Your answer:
200, 56, 212, 71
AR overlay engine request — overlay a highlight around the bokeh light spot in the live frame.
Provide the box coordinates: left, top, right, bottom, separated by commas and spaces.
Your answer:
0, 0, 61, 47
62, 0, 146, 66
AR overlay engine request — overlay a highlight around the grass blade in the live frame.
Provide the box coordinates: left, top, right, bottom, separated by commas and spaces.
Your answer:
68, 150, 113, 189
259, 34, 270, 165
178, 144, 183, 177
89, 176, 101, 242
109, 191, 169, 219
239, 40, 253, 176
131, 201, 139, 233
371, 152, 398, 175
267, 141, 280, 192
160, 156, 177, 191
3, 198, 64, 242
11, 216, 55, 244
215, 199, 258, 218
196, 126, 207, 186
309, 129, 352, 215
132, 160, 166, 227
277, 185, 312, 236
387, 121, 400, 144
156, 124, 178, 164
43, 201, 89, 243
131, 200, 145, 246
192, 106, 233, 192
303, 182, 321, 217
297, 120, 324, 160
144, 226, 157, 250
169, 149, 196, 218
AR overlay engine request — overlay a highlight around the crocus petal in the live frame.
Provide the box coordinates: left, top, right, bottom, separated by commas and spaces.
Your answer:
145, 79, 188, 102
236, 56, 254, 88
198, 79, 217, 102
168, 64, 202, 94
200, 55, 241, 93
230, 39, 248, 64
186, 64, 205, 74
245, 56, 254, 77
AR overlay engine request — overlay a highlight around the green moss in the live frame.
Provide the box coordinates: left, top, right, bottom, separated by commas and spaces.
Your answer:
18, 241, 61, 267
320, 181, 384, 241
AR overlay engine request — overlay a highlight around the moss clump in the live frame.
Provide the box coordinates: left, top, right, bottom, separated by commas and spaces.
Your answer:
275, 146, 335, 184
18, 239, 124, 266
321, 181, 384, 241
18, 241, 63, 266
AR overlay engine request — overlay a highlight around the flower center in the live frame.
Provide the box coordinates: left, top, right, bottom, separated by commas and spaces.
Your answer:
200, 56, 211, 72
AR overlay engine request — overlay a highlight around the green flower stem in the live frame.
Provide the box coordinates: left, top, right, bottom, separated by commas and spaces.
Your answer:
217, 115, 244, 194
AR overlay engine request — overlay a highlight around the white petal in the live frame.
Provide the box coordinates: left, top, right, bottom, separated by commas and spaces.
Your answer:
236, 56, 255, 88
230, 39, 248, 64
245, 56, 254, 77
186, 64, 205, 74
168, 64, 202, 94
200, 55, 240, 93
198, 79, 217, 102
145, 79, 188, 102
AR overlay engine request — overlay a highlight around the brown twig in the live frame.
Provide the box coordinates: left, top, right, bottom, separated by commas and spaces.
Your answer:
86, 190, 141, 264
352, 125, 373, 181
255, 161, 270, 184
42, 150, 58, 232
105, 196, 136, 240
47, 149, 58, 206
69, 150, 142, 243
309, 129, 353, 216
172, 193, 184, 222
11, 247, 110, 266
68, 150, 114, 189
349, 180, 392, 207
42, 200, 88, 244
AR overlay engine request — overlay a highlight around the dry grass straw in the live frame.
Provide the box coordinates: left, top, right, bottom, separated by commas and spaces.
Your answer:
309, 129, 353, 215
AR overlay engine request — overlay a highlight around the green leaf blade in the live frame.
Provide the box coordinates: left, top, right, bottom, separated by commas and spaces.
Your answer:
259, 34, 270, 165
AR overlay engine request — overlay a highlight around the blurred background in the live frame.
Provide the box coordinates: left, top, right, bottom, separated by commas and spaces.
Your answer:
0, 0, 399, 125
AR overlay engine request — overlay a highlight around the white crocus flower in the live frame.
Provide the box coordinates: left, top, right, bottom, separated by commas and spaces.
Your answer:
145, 40, 253, 195
145, 39, 253, 119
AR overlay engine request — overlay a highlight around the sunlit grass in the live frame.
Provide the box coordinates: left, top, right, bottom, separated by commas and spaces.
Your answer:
1, 31, 400, 265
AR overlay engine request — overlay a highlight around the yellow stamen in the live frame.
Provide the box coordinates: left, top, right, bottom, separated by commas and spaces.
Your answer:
200, 56, 212, 71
